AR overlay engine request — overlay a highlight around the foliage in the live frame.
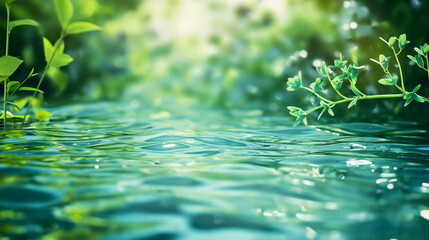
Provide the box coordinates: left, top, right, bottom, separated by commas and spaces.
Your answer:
1, 0, 100, 130
286, 34, 429, 126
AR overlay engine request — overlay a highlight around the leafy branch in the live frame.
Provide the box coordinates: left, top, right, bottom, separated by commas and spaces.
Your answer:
286, 34, 429, 126
0, 0, 101, 130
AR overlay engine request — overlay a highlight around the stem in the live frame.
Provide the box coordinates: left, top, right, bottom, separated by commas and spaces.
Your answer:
306, 93, 405, 115
21, 31, 65, 127
301, 87, 334, 104
326, 74, 349, 99
425, 56, 429, 80
393, 48, 405, 91
3, 5, 10, 131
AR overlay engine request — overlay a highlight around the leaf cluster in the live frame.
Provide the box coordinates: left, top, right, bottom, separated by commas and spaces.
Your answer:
1, 0, 101, 129
286, 34, 429, 125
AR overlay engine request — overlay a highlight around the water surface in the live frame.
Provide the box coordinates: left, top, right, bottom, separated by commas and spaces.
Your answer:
0, 103, 428, 240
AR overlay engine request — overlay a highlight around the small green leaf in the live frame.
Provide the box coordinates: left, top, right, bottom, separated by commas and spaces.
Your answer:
404, 96, 413, 107
51, 53, 73, 68
54, 0, 74, 29
399, 34, 407, 45
286, 72, 302, 91
293, 116, 306, 126
332, 76, 343, 90
379, 54, 390, 71
287, 106, 306, 117
7, 101, 21, 112
0, 56, 23, 77
413, 94, 425, 103
424, 44, 429, 55
388, 37, 396, 48
317, 108, 327, 120
43, 37, 54, 63
66, 22, 101, 35
416, 55, 425, 68
415, 47, 424, 56
310, 78, 324, 92
408, 55, 417, 63
317, 61, 329, 77
18, 87, 44, 93
328, 108, 335, 117
350, 82, 361, 96
348, 97, 359, 109
35, 110, 52, 122
9, 19, 42, 33
391, 74, 398, 84
398, 34, 410, 49
412, 84, 421, 93
378, 78, 394, 86
7, 81, 20, 93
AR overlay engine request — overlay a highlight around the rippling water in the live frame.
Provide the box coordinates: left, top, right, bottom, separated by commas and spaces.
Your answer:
1, 103, 428, 240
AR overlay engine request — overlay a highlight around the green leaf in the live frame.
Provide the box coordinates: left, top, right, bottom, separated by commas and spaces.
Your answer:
408, 55, 417, 63
57, 40, 65, 54
416, 55, 425, 68
412, 84, 421, 93
391, 74, 398, 84
51, 53, 73, 68
287, 106, 306, 117
286, 72, 302, 91
310, 78, 324, 92
317, 108, 327, 120
348, 97, 359, 109
35, 110, 52, 122
399, 34, 407, 45
43, 38, 54, 64
7, 81, 20, 93
0, 75, 7, 83
378, 78, 395, 86
293, 116, 306, 126
0, 56, 23, 77
17, 87, 44, 93
379, 54, 390, 71
66, 22, 101, 35
43, 38, 73, 68
9, 19, 42, 33
328, 108, 335, 116
404, 96, 413, 107
350, 82, 361, 96
54, 0, 73, 29
321, 61, 328, 76
424, 44, 429, 55
415, 47, 424, 56
7, 101, 21, 112
413, 94, 425, 103
388, 37, 396, 48
332, 76, 343, 90
398, 34, 410, 49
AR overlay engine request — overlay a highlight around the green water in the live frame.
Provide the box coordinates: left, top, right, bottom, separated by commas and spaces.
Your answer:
0, 103, 428, 240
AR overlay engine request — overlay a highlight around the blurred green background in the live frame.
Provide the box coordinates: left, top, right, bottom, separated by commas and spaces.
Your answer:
1, 0, 429, 123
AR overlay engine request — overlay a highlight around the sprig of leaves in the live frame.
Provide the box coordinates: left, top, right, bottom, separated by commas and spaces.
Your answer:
21, 0, 101, 126
286, 34, 429, 125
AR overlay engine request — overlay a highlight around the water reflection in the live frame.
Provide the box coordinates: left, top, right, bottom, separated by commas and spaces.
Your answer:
0, 103, 428, 239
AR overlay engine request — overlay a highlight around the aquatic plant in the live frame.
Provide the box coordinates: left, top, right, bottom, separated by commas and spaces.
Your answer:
1, 0, 100, 130
286, 34, 429, 125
